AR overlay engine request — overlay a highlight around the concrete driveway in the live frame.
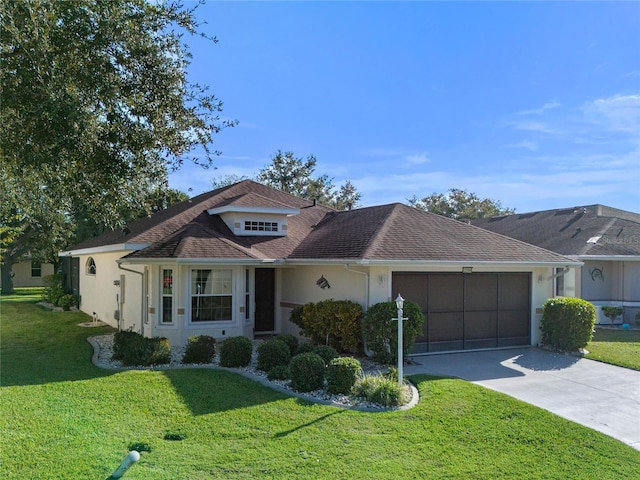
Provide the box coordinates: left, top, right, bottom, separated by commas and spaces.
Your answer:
404, 347, 640, 451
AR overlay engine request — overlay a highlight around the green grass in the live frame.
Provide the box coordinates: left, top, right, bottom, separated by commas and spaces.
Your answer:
1, 296, 639, 479
585, 328, 640, 370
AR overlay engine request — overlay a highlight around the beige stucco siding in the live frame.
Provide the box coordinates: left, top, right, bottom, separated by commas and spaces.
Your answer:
77, 252, 144, 333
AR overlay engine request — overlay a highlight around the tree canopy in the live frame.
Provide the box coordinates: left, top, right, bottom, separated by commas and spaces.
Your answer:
255, 150, 362, 210
408, 188, 515, 220
0, 0, 233, 293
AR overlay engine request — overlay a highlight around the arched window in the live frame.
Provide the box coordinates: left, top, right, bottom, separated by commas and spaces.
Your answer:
86, 257, 96, 275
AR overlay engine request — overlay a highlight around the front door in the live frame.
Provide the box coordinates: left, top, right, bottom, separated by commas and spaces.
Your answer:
255, 268, 275, 333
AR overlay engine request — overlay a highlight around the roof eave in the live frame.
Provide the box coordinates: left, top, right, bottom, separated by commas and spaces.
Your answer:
60, 243, 150, 256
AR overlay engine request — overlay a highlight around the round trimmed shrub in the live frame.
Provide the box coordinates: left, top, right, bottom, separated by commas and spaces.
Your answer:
219, 336, 253, 368
313, 345, 339, 365
289, 352, 326, 392
327, 357, 362, 394
112, 330, 141, 361
276, 334, 299, 356
267, 364, 290, 381
182, 335, 216, 364
58, 294, 79, 311
295, 342, 315, 355
541, 297, 596, 351
256, 339, 291, 372
362, 300, 425, 364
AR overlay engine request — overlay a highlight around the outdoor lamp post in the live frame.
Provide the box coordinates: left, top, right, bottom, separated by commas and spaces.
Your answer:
395, 294, 406, 386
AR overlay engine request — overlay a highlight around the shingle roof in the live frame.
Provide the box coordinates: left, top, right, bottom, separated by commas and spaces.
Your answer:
67, 180, 575, 265
472, 205, 640, 257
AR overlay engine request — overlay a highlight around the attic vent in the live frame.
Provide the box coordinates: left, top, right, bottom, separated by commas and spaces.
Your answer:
587, 236, 601, 244
244, 221, 278, 232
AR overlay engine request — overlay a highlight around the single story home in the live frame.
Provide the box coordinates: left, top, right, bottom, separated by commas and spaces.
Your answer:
0, 259, 55, 289
60, 180, 578, 354
472, 205, 640, 325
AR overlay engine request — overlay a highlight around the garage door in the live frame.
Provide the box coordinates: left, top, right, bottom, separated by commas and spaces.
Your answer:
392, 273, 531, 353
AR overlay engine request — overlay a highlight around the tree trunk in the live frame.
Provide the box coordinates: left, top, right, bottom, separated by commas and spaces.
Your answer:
1, 252, 15, 295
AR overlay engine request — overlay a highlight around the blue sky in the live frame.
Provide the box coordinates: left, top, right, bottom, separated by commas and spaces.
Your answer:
169, 1, 640, 214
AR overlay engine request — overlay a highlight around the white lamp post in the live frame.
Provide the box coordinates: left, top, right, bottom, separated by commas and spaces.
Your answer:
394, 294, 406, 386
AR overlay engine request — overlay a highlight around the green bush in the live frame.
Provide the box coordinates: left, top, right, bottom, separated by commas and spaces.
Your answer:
313, 345, 339, 365
112, 331, 171, 366
289, 299, 363, 352
182, 335, 216, 364
42, 273, 65, 306
355, 374, 407, 407
289, 352, 326, 392
257, 339, 291, 372
541, 297, 596, 351
295, 342, 315, 355
326, 357, 362, 394
267, 364, 290, 381
601, 306, 623, 322
219, 336, 253, 368
58, 294, 79, 311
362, 300, 425, 364
276, 334, 299, 356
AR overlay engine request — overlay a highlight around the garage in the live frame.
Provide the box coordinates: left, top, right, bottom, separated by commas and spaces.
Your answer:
393, 272, 531, 353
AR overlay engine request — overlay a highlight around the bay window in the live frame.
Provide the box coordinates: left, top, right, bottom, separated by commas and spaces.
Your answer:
191, 269, 232, 322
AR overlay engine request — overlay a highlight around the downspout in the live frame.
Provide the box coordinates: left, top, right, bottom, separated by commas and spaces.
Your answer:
118, 262, 147, 336
344, 264, 369, 308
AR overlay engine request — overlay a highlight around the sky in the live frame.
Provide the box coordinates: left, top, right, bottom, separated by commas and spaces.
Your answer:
168, 1, 640, 214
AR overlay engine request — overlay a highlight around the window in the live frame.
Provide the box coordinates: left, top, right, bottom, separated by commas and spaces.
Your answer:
555, 268, 565, 297
245, 268, 250, 320
244, 221, 278, 232
31, 261, 42, 277
191, 269, 232, 322
161, 268, 173, 324
86, 257, 96, 275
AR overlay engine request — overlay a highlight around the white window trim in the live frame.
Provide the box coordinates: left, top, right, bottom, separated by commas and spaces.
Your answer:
188, 267, 235, 325
160, 266, 175, 326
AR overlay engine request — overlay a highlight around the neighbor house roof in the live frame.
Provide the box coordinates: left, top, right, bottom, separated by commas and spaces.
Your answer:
472, 205, 640, 258
62, 180, 576, 266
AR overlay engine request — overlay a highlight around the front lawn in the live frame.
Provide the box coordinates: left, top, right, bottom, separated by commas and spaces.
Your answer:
586, 328, 640, 371
1, 296, 639, 479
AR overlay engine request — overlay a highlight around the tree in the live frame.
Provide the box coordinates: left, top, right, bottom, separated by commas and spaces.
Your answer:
408, 188, 515, 220
256, 150, 362, 210
0, 0, 234, 292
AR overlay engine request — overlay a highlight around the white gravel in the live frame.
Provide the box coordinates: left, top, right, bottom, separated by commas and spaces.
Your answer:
89, 334, 418, 411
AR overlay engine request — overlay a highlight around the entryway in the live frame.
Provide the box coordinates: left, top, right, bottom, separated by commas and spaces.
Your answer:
254, 268, 275, 333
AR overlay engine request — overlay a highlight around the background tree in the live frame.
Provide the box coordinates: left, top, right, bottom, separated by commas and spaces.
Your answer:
256, 150, 362, 210
0, 0, 234, 293
408, 188, 515, 220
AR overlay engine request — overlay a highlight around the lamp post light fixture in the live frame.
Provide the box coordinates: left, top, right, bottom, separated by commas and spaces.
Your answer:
394, 294, 407, 386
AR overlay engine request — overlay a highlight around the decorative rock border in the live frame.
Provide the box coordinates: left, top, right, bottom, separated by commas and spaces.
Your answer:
87, 334, 419, 412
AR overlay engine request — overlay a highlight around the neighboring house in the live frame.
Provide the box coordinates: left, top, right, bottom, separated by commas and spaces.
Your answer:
473, 205, 640, 325
60, 180, 577, 354
0, 259, 54, 289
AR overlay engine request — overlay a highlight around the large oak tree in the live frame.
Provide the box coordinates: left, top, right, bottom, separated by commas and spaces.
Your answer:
0, 0, 234, 292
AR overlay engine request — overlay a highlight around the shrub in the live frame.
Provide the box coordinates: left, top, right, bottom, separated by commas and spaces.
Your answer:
289, 299, 363, 351
295, 342, 315, 355
182, 335, 216, 364
355, 375, 408, 407
362, 300, 425, 364
58, 294, 79, 311
256, 339, 291, 372
289, 352, 326, 392
541, 297, 596, 351
276, 334, 299, 356
112, 331, 170, 366
42, 273, 65, 306
267, 364, 290, 380
313, 345, 339, 365
601, 306, 623, 323
219, 336, 253, 368
326, 357, 362, 394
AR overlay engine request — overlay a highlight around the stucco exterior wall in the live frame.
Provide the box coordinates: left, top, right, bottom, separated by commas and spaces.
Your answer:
77, 252, 144, 333
1, 261, 54, 288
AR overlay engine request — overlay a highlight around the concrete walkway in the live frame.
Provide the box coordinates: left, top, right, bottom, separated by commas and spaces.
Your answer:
404, 347, 640, 451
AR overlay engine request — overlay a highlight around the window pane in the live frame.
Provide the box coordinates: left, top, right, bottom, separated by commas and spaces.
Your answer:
162, 297, 173, 323
163, 269, 173, 295
191, 295, 232, 322
191, 269, 231, 295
